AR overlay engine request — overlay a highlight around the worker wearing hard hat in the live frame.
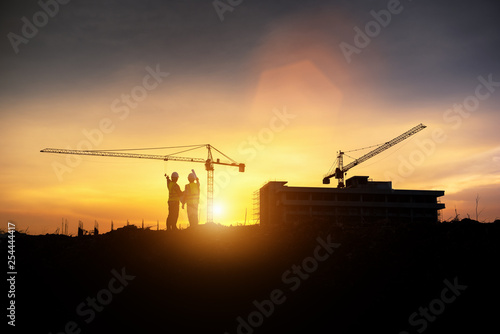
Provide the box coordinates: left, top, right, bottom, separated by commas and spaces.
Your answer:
165, 172, 183, 230
182, 171, 200, 227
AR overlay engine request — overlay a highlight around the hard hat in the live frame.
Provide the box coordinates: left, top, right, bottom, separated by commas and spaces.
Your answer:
171, 172, 179, 178
188, 173, 195, 180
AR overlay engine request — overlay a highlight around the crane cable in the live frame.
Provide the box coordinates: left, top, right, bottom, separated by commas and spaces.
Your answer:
84, 144, 237, 163
167, 145, 207, 157
343, 153, 357, 161
211, 145, 238, 164
354, 136, 414, 169
344, 142, 385, 154
326, 159, 338, 177
87, 144, 208, 152
325, 142, 383, 176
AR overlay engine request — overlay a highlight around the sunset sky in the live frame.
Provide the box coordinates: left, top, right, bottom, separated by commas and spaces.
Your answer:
1, 0, 499, 234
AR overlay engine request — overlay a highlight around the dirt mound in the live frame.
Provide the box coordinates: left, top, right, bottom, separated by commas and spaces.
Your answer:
7, 221, 500, 333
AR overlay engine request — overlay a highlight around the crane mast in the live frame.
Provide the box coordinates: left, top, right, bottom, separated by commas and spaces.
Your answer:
323, 123, 426, 187
41, 144, 245, 224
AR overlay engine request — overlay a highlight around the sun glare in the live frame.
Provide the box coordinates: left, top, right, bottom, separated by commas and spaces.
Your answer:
213, 203, 225, 218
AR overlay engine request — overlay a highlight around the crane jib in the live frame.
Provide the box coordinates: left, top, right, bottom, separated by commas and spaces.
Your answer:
323, 123, 426, 186
40, 148, 206, 163
40, 145, 245, 224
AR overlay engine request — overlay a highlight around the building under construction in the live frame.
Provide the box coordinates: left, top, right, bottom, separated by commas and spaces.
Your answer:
258, 123, 445, 226
259, 176, 445, 225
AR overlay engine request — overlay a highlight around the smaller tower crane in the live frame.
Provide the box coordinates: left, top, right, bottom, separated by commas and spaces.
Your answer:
323, 123, 426, 187
41, 144, 245, 224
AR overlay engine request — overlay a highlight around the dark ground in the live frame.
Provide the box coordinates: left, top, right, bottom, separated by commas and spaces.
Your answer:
4, 219, 500, 334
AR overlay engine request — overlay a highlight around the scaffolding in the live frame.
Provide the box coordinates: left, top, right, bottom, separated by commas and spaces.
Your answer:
60, 218, 68, 235
252, 189, 260, 224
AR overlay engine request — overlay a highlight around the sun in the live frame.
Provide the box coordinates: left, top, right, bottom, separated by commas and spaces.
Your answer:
213, 203, 225, 218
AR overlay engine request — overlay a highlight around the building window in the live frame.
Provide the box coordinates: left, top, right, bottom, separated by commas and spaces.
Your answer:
387, 195, 411, 203
312, 193, 325, 201
286, 192, 309, 201
414, 196, 435, 204
362, 194, 386, 202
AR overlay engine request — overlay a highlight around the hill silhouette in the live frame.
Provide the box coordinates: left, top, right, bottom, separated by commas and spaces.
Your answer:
6, 219, 500, 333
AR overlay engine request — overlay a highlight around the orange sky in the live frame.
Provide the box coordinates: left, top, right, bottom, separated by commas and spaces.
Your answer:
1, 2, 500, 234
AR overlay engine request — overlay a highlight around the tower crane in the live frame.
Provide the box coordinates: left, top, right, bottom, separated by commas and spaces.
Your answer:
323, 123, 426, 187
41, 144, 245, 224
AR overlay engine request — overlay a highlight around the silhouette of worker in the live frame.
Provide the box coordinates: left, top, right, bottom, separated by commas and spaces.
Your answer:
182, 172, 200, 227
166, 172, 182, 230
